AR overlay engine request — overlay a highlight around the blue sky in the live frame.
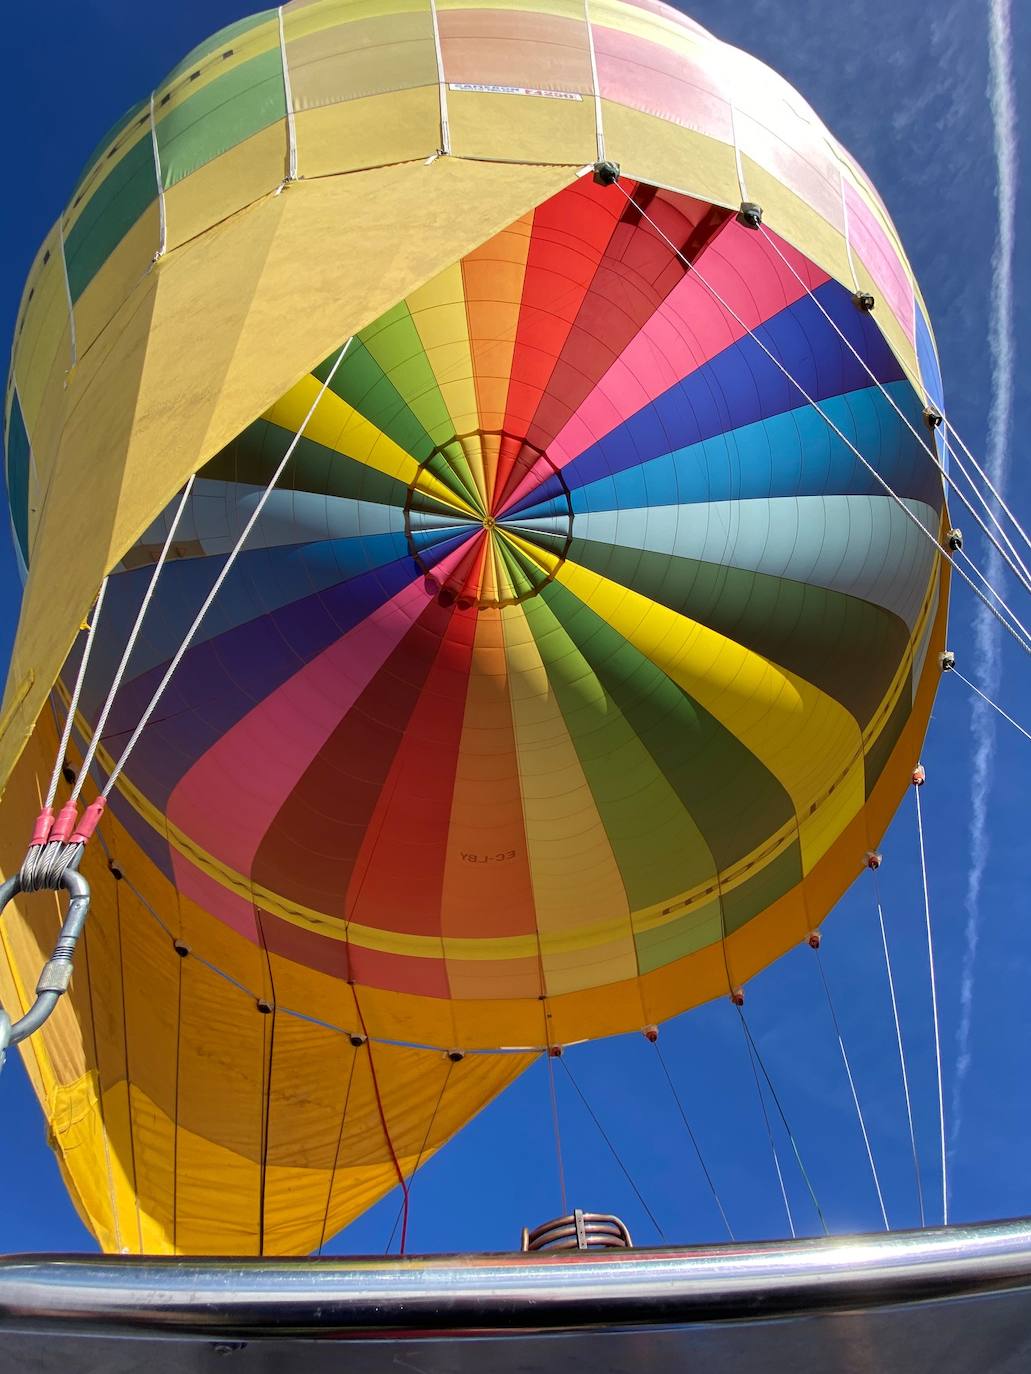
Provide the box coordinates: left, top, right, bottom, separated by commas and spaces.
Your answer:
1, 0, 1028, 1256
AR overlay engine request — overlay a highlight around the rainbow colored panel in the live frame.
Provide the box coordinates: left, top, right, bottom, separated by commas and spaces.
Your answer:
70, 177, 943, 1016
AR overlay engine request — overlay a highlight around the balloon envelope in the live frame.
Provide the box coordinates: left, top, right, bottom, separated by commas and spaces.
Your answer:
1, 0, 947, 1254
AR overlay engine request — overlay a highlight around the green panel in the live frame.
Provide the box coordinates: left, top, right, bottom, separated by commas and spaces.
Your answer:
541, 575, 796, 871
720, 842, 804, 936
524, 580, 718, 911
863, 673, 912, 797
568, 539, 910, 729
4, 390, 30, 568
316, 340, 436, 463
359, 304, 452, 446
635, 897, 723, 974
64, 132, 156, 302
72, 100, 149, 199
205, 418, 410, 509
157, 48, 286, 189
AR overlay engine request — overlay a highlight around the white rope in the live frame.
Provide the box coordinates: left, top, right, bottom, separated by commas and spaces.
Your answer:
914, 781, 948, 1225
148, 92, 167, 259
816, 949, 889, 1231
583, 0, 606, 164
944, 417, 1031, 557
872, 873, 926, 1227
45, 578, 109, 808
277, 6, 298, 181
101, 338, 354, 798
951, 666, 1031, 743
427, 0, 451, 156
611, 181, 1031, 659
756, 224, 1031, 598
71, 476, 196, 803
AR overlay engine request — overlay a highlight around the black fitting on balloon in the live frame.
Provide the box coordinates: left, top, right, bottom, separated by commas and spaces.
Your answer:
256, 998, 273, 1015
923, 404, 943, 431
853, 291, 875, 312
592, 160, 621, 186
939, 650, 956, 672
173, 938, 190, 958
349, 1032, 367, 1048
445, 1048, 465, 1063
947, 527, 963, 551
737, 202, 763, 230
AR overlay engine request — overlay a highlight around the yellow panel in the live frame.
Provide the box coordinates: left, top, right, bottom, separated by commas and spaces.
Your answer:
293, 87, 441, 177
447, 86, 595, 165
10, 228, 69, 439
163, 123, 288, 253
72, 203, 160, 362
406, 262, 480, 438
603, 101, 741, 208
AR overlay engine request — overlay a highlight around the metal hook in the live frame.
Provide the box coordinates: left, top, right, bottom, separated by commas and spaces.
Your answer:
0, 866, 91, 1074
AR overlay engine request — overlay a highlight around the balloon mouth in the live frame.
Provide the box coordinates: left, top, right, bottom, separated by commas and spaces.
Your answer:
404, 431, 574, 610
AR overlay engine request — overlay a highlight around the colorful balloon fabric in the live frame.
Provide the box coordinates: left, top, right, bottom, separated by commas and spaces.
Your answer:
1, 0, 948, 1255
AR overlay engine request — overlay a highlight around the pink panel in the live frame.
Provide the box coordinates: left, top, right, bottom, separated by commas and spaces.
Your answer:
438, 9, 593, 93
170, 852, 262, 944
594, 25, 732, 140
167, 576, 443, 877
542, 221, 829, 474
844, 180, 915, 342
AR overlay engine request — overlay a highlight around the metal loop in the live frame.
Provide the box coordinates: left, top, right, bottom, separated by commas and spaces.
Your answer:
0, 866, 91, 1065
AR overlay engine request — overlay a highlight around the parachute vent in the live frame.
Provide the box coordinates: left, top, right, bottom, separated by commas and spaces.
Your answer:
521, 1209, 633, 1252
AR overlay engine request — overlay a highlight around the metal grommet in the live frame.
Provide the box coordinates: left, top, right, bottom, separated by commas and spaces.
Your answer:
256, 998, 273, 1015
592, 159, 620, 186
737, 202, 763, 230
173, 939, 190, 958
349, 1033, 367, 1048
852, 291, 875, 311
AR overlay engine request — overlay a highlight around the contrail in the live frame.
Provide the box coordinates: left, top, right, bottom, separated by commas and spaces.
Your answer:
951, 0, 1017, 1151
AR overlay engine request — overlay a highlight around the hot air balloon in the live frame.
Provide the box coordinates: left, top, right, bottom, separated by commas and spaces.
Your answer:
0, 0, 950, 1258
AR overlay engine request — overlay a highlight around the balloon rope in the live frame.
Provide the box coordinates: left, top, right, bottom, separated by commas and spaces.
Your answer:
872, 869, 926, 1227
385, 1059, 455, 1254
611, 182, 1031, 659
44, 577, 108, 809
737, 1007, 829, 1235
814, 948, 889, 1231
914, 780, 949, 1225
359, 1015, 411, 1252
546, 1051, 569, 1216
72, 477, 196, 803
950, 666, 1031, 743
318, 1051, 358, 1256
651, 1039, 734, 1239
100, 337, 353, 800
757, 223, 1031, 596
737, 1009, 795, 1238
559, 1055, 665, 1240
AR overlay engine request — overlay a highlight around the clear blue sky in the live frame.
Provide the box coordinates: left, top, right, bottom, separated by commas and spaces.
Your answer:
1, 0, 1028, 1256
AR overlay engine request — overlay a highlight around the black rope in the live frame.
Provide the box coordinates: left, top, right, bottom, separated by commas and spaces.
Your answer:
651, 1039, 734, 1239
738, 1008, 829, 1235
560, 1055, 665, 1240
384, 1058, 455, 1254
318, 1046, 358, 1256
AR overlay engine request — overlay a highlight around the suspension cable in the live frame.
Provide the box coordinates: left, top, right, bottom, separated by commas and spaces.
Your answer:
944, 417, 1031, 557
950, 665, 1031, 743
814, 947, 889, 1231
385, 1058, 455, 1254
45, 579, 109, 809
871, 867, 926, 1227
651, 1038, 735, 1239
913, 770, 948, 1225
757, 224, 1031, 596
737, 1009, 795, 1237
318, 1049, 358, 1256
72, 479, 196, 803
546, 1049, 569, 1216
99, 337, 353, 800
611, 180, 1031, 658
560, 1055, 665, 1240
738, 1007, 829, 1235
